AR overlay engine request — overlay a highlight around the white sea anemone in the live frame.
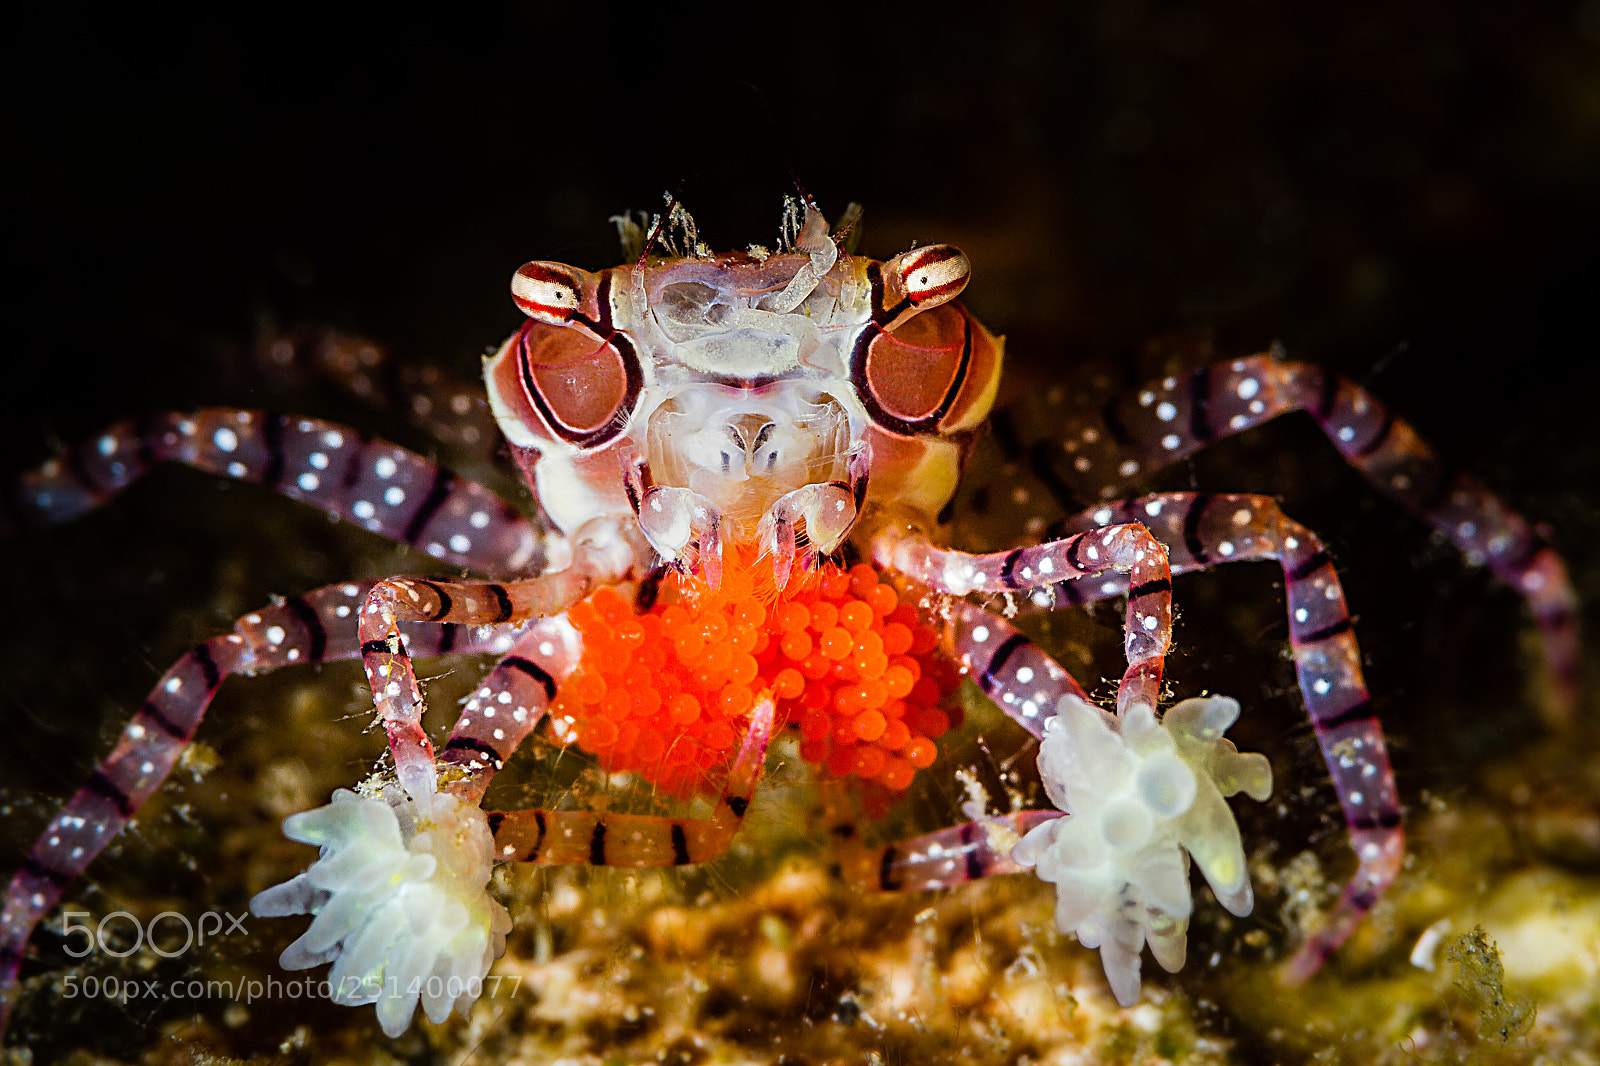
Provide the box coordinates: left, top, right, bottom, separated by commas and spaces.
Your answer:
250, 785, 511, 1037
1012, 694, 1272, 1006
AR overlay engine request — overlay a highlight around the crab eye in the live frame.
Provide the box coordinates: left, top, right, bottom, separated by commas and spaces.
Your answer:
858, 303, 971, 434
512, 320, 642, 449
892, 245, 970, 309
511, 262, 595, 324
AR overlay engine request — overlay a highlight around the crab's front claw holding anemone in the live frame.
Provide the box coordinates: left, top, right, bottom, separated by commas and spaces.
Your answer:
636, 486, 726, 587
1012, 694, 1271, 1007
250, 787, 511, 1038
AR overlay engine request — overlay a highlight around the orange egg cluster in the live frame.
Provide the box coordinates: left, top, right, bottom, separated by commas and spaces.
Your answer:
552, 556, 960, 798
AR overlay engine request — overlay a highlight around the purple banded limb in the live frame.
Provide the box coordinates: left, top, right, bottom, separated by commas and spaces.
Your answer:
1024, 492, 1402, 981
486, 692, 776, 868
439, 617, 584, 802
0, 581, 522, 1033
844, 811, 1065, 893
875, 523, 1173, 717
1040, 350, 1579, 717
358, 540, 640, 797
256, 330, 508, 469
940, 598, 1091, 739
2, 408, 551, 577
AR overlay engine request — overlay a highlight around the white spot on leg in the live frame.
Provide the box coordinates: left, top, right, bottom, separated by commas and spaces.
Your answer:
213, 428, 238, 453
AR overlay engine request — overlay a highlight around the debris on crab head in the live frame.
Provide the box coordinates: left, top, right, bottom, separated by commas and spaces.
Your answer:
1013, 694, 1273, 1006
249, 783, 512, 1038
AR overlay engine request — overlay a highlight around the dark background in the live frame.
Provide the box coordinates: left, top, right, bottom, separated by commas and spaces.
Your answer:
2, 2, 1597, 1061
7, 0, 1594, 760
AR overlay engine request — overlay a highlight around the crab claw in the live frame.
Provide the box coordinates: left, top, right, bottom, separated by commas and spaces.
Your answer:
637, 486, 725, 587
756, 482, 857, 591
781, 483, 859, 553
759, 512, 798, 591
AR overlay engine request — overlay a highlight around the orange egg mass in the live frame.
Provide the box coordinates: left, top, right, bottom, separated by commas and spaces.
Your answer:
553, 554, 960, 798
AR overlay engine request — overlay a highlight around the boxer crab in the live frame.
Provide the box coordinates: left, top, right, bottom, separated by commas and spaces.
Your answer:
0, 201, 1578, 1040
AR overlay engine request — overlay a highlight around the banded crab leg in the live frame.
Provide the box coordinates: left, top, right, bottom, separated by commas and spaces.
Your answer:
874, 521, 1174, 717
856, 523, 1175, 903
1022, 492, 1400, 982
359, 525, 646, 797
1028, 349, 1580, 716
0, 408, 552, 576
255, 331, 507, 469
845, 811, 1066, 892
487, 690, 776, 868
941, 598, 1092, 739
436, 616, 584, 802
0, 581, 524, 1031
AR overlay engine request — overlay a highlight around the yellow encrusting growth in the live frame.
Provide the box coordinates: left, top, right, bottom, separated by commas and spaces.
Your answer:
553, 550, 959, 798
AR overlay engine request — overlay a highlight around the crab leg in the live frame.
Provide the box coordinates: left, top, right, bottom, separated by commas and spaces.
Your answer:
487, 691, 775, 867
875, 523, 1173, 717
842, 811, 1065, 892
1, 408, 551, 576
437, 616, 584, 802
0, 581, 522, 1031
1022, 492, 1401, 981
940, 599, 1091, 739
256, 331, 507, 468
1034, 350, 1580, 716
360, 532, 642, 796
